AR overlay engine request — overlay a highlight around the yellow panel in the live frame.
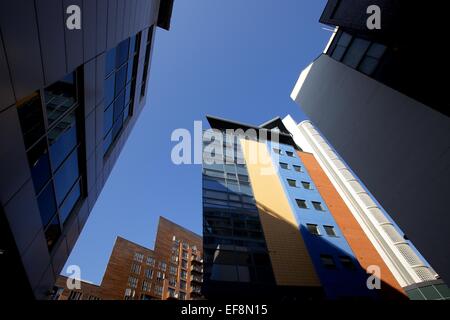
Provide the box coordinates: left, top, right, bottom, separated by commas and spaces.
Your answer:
240, 139, 321, 287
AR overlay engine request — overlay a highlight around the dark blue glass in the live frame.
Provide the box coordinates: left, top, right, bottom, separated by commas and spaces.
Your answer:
48, 112, 77, 171
103, 131, 113, 155
45, 215, 61, 251
59, 181, 81, 225
17, 93, 46, 149
105, 48, 116, 77
113, 91, 125, 122
115, 64, 127, 94
105, 75, 115, 108
28, 139, 51, 193
123, 104, 130, 121
112, 113, 124, 140
116, 39, 129, 68
103, 104, 114, 136
125, 83, 132, 105
37, 182, 57, 227
54, 149, 79, 205
129, 35, 136, 58
126, 58, 134, 83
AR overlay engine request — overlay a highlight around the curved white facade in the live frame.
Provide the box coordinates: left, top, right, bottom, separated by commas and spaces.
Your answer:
282, 115, 437, 287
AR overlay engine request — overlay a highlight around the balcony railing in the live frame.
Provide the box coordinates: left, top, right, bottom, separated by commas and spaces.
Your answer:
190, 265, 203, 273
190, 275, 203, 283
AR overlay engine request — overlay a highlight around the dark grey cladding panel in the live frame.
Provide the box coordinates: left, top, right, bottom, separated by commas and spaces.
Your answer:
96, 0, 108, 55
85, 106, 96, 159
77, 198, 90, 232
64, 214, 80, 253
83, 0, 97, 61
95, 54, 105, 106
115, 0, 125, 43
95, 101, 104, 147
0, 0, 44, 100
0, 106, 31, 205
83, 59, 96, 117
35, 0, 67, 86
86, 152, 96, 196
51, 237, 68, 277
34, 265, 55, 300
64, 0, 84, 71
3, 180, 42, 256
20, 229, 50, 291
106, 0, 118, 50
0, 34, 14, 111
123, 0, 133, 38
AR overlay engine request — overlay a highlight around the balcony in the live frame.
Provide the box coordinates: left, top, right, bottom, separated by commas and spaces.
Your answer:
190, 265, 203, 274
190, 255, 203, 264
190, 286, 202, 296
190, 275, 203, 283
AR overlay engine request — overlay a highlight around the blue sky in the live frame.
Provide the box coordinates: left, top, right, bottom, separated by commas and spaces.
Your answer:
64, 0, 329, 284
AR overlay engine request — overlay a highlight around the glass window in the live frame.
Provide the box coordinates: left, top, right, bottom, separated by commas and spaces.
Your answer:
339, 256, 356, 270
293, 165, 302, 172
105, 48, 116, 77
146, 256, 155, 266
127, 58, 134, 83
301, 181, 312, 190
16, 92, 46, 149
53, 149, 79, 205
116, 39, 129, 68
320, 255, 337, 269
342, 38, 371, 68
286, 151, 294, 157
28, 139, 51, 193
111, 113, 124, 140
44, 73, 76, 126
306, 224, 320, 236
103, 104, 113, 137
179, 280, 187, 290
324, 225, 338, 237
59, 181, 81, 224
45, 215, 61, 251
115, 64, 127, 95
113, 91, 125, 122
144, 268, 153, 279
287, 179, 297, 187
312, 201, 325, 211
273, 148, 282, 155
133, 252, 144, 262
48, 111, 77, 171
280, 162, 289, 170
37, 182, 57, 227
104, 75, 115, 107
296, 199, 308, 209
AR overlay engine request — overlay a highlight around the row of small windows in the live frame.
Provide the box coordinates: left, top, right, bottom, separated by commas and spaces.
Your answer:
328, 30, 387, 76
273, 148, 295, 157
306, 224, 338, 237
296, 199, 325, 211
16, 72, 82, 252
280, 162, 303, 172
287, 179, 313, 190
320, 254, 356, 271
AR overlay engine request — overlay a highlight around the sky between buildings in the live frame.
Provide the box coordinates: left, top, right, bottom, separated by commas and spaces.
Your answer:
64, 0, 330, 284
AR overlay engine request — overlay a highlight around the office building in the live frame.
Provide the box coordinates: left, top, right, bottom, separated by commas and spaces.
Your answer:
201, 114, 447, 300
290, 0, 450, 285
0, 0, 174, 299
53, 216, 203, 300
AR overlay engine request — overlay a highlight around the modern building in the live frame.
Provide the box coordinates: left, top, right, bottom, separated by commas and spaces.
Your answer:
0, 0, 174, 299
201, 114, 447, 300
53, 216, 203, 300
290, 0, 450, 285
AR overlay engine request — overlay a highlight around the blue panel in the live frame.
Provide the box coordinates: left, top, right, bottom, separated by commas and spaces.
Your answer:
37, 182, 57, 227
54, 149, 79, 205
59, 180, 81, 224
267, 142, 375, 299
49, 113, 77, 171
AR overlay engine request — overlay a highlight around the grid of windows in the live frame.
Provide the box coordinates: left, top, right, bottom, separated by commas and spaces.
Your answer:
103, 34, 140, 155
328, 30, 387, 76
16, 72, 82, 252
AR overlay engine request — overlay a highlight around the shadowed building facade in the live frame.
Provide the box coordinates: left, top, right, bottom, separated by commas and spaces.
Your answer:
290, 0, 450, 286
0, 0, 174, 299
201, 115, 445, 300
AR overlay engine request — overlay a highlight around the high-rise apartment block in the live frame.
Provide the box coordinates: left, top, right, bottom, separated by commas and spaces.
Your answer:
201, 115, 448, 300
53, 216, 203, 300
290, 0, 450, 285
0, 0, 174, 299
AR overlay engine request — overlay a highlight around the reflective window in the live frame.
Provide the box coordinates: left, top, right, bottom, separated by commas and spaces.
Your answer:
27, 139, 51, 193
44, 73, 77, 126
116, 39, 129, 68
296, 199, 308, 209
48, 111, 77, 171
17, 92, 46, 149
59, 181, 81, 224
54, 148, 79, 205
312, 201, 325, 211
105, 48, 116, 77
104, 75, 115, 107
45, 215, 61, 251
37, 182, 57, 227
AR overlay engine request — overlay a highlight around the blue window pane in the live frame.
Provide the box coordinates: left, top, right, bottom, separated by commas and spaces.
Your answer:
129, 35, 136, 58
342, 38, 371, 68
125, 83, 132, 105
103, 131, 113, 155
54, 149, 79, 205
44, 72, 77, 126
113, 91, 125, 122
112, 113, 124, 140
103, 104, 113, 137
48, 111, 77, 171
28, 139, 51, 193
105, 48, 116, 77
123, 104, 130, 121
16, 92, 46, 149
115, 64, 127, 94
105, 75, 115, 108
37, 182, 57, 227
116, 39, 129, 68
45, 215, 61, 251
127, 59, 134, 83
59, 181, 81, 225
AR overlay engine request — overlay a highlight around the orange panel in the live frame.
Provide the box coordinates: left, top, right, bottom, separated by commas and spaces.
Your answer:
298, 151, 407, 300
